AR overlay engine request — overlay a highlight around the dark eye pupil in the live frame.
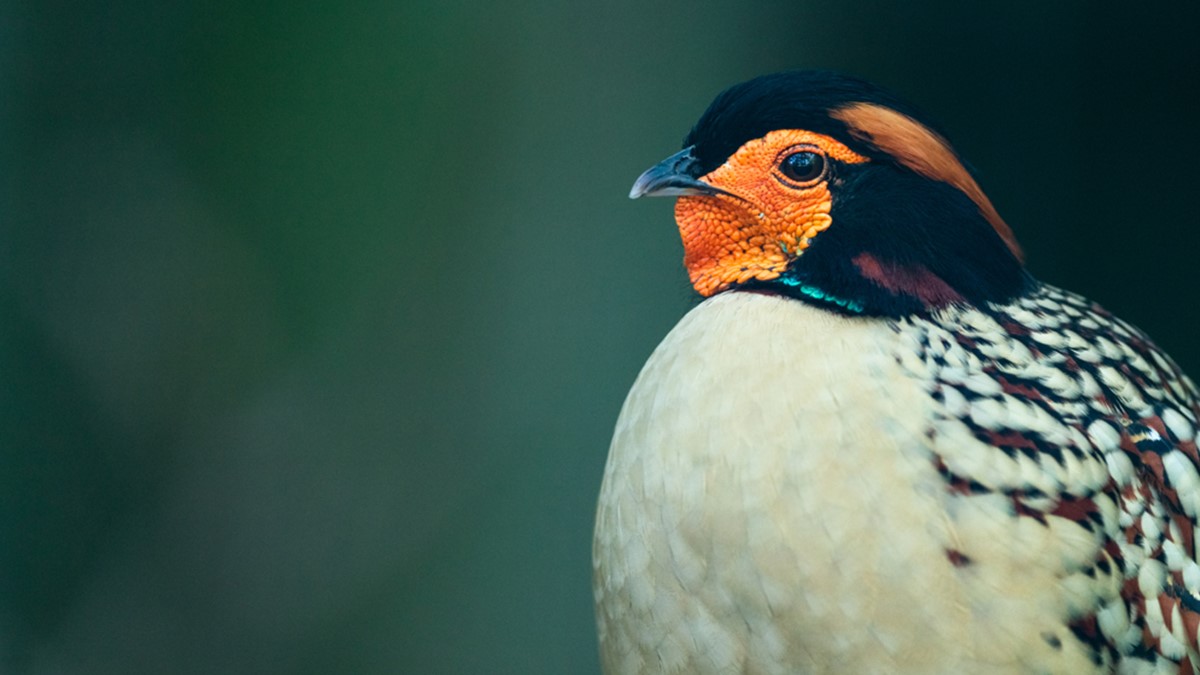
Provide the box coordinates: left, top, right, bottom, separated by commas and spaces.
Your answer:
781, 151, 825, 183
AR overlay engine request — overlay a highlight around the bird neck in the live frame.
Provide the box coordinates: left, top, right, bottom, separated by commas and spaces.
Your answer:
767, 166, 1032, 317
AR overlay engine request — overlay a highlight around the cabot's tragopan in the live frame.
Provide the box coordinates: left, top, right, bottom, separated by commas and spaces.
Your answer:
594, 71, 1200, 673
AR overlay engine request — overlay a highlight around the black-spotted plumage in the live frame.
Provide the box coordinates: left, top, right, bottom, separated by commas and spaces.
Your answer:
594, 71, 1199, 673
908, 284, 1200, 670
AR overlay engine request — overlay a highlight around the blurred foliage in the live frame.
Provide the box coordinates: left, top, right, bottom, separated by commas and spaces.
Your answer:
1, 1, 1197, 673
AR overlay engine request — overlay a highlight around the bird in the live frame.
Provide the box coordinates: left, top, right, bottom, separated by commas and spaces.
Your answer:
592, 70, 1200, 674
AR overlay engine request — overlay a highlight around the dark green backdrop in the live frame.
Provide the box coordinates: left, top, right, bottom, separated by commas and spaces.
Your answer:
3, 1, 1197, 673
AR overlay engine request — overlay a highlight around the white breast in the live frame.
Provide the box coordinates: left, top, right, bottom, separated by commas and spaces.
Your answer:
592, 291, 1099, 674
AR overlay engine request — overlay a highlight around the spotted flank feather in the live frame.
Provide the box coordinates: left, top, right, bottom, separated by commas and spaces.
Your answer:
904, 283, 1200, 672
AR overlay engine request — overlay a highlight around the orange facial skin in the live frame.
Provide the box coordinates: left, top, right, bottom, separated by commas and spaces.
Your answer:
675, 130, 870, 297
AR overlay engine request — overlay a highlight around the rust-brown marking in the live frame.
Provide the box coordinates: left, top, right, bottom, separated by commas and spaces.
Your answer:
1139, 451, 1168, 485
852, 252, 964, 305
1184, 610, 1200, 650
1000, 319, 1031, 337
832, 102, 1023, 261
987, 429, 1041, 450
1012, 495, 1048, 524
1159, 594, 1177, 634
933, 455, 984, 495
1068, 614, 1102, 648
1141, 416, 1170, 441
946, 549, 972, 567
1051, 495, 1099, 523
1180, 440, 1200, 478
953, 333, 979, 350
1177, 522, 1195, 561
997, 377, 1046, 402
1124, 577, 1142, 603
1104, 538, 1124, 564
1140, 624, 1158, 653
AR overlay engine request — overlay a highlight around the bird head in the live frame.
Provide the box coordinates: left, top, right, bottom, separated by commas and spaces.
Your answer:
632, 71, 1031, 317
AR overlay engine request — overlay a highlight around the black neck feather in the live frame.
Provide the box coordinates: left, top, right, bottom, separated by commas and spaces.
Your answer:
752, 164, 1031, 318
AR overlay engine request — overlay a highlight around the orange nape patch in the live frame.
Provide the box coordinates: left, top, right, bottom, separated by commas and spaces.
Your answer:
832, 102, 1023, 261
674, 130, 869, 297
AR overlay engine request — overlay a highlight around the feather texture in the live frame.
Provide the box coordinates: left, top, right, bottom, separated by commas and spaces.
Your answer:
594, 287, 1200, 673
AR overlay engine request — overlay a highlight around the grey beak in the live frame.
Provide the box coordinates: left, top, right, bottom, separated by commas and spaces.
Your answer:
629, 147, 730, 199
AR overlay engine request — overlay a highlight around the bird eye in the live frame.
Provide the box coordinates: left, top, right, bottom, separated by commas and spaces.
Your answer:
779, 150, 826, 184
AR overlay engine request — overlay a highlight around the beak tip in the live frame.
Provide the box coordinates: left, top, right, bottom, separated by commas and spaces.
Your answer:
629, 146, 711, 200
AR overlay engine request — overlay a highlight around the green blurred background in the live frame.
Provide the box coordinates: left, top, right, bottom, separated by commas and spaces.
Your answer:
2, 1, 1197, 673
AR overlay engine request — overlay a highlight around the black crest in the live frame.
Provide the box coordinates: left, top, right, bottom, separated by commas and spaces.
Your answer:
684, 70, 943, 175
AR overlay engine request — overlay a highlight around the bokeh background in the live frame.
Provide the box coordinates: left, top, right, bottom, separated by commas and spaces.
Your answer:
3, 1, 1198, 673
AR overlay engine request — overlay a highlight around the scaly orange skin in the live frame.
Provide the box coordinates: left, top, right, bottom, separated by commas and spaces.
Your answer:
674, 130, 869, 297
